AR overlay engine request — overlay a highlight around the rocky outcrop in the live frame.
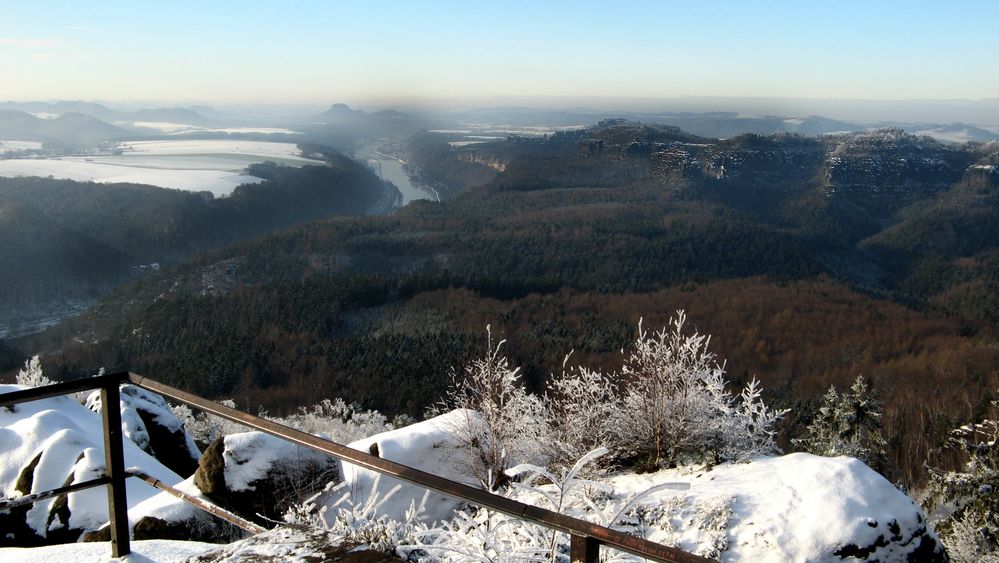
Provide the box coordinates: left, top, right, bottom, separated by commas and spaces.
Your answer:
606, 452, 946, 561
86, 384, 201, 477
962, 164, 999, 189
822, 129, 973, 202
192, 431, 337, 526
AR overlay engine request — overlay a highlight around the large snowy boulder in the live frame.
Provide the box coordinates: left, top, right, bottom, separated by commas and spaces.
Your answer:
607, 452, 945, 561
193, 431, 336, 526
0, 384, 183, 547
339, 409, 482, 524
86, 384, 201, 477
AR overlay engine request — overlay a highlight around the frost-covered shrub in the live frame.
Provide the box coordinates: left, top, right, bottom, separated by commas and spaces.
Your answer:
720, 378, 786, 462
443, 313, 784, 476
923, 397, 999, 562
605, 312, 785, 468
273, 398, 391, 444
545, 357, 620, 471
401, 448, 683, 562
438, 326, 549, 489
793, 375, 889, 473
285, 477, 426, 553
15, 355, 50, 388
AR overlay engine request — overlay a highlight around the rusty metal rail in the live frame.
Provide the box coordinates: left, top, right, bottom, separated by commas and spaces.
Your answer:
0, 476, 111, 511
126, 470, 266, 534
0, 372, 713, 562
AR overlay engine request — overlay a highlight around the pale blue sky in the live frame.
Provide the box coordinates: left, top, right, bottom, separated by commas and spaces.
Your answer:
1, 0, 996, 105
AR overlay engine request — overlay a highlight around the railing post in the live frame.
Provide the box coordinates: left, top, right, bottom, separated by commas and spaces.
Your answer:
100, 381, 131, 557
571, 533, 600, 563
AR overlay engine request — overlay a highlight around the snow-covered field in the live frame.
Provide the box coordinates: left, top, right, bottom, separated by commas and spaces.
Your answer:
0, 140, 43, 153
916, 128, 979, 143
130, 122, 301, 136
0, 140, 321, 196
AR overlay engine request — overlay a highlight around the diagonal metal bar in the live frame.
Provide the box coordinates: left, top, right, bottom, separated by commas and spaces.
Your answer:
125, 372, 713, 563
126, 470, 266, 534
0, 476, 111, 511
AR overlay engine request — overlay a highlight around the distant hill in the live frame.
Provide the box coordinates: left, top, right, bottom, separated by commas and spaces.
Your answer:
309, 103, 433, 146
785, 115, 861, 136
0, 110, 129, 147
914, 122, 999, 143
0, 100, 122, 121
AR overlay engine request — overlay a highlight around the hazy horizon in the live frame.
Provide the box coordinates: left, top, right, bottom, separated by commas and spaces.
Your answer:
2, 0, 996, 117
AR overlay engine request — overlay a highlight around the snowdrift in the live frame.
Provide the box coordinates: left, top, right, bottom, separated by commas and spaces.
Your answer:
340, 409, 483, 523
606, 453, 943, 561
0, 383, 183, 545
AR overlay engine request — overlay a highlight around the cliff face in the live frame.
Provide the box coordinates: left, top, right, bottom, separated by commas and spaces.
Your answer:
821, 129, 974, 204
962, 164, 999, 189
645, 128, 987, 200
650, 139, 825, 187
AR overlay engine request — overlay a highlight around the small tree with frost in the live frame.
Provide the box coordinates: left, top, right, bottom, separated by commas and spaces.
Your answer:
720, 378, 787, 462
439, 326, 549, 490
547, 312, 785, 470
924, 395, 999, 562
545, 354, 621, 470
607, 312, 778, 468
15, 355, 51, 388
793, 375, 889, 473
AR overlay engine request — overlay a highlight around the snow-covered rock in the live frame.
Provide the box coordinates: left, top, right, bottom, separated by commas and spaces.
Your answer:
193, 431, 336, 526
340, 409, 482, 524
86, 384, 201, 477
605, 453, 944, 561
126, 475, 240, 543
0, 384, 183, 546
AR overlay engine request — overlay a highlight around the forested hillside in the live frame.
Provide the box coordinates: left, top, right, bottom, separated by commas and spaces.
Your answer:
10, 122, 999, 488
0, 148, 394, 337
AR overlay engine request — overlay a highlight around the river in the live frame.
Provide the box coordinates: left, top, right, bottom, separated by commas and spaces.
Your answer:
356, 139, 439, 206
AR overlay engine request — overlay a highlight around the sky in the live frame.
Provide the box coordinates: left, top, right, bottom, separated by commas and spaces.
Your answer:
1, 0, 997, 107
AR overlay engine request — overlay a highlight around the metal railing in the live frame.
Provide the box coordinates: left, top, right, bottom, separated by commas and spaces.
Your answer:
0, 372, 713, 563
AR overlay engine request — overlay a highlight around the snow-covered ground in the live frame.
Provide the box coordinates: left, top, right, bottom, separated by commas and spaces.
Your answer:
0, 140, 321, 195
0, 539, 217, 562
0, 384, 184, 542
1, 371, 943, 561
128, 122, 300, 136
916, 128, 979, 143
